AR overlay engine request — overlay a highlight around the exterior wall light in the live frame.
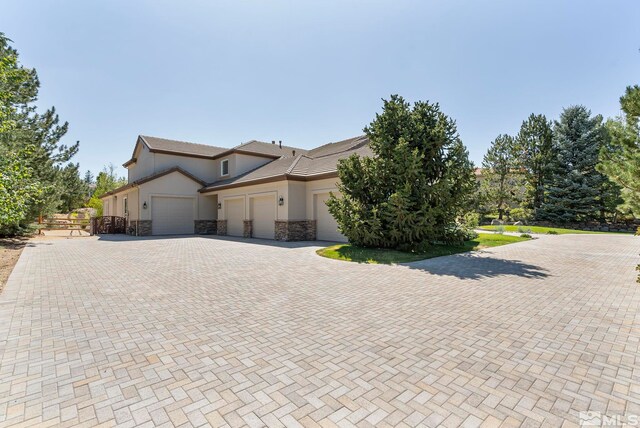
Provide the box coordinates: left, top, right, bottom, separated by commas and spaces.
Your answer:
143, 201, 148, 209
278, 196, 284, 206
217, 202, 222, 209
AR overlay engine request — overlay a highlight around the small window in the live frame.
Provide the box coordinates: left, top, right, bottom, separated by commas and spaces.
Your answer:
221, 159, 229, 176
123, 197, 128, 214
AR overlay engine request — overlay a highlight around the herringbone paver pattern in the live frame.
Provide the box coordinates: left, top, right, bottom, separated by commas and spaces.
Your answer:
0, 234, 638, 427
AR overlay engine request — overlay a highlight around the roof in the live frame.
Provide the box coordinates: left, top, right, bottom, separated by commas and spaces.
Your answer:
123, 135, 306, 167
200, 135, 370, 193
290, 136, 372, 176
305, 135, 369, 158
99, 167, 206, 198
140, 135, 228, 158
211, 140, 307, 160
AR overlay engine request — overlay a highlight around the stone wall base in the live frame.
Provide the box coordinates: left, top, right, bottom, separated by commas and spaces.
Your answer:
195, 220, 217, 235
243, 220, 252, 238
275, 220, 316, 241
128, 220, 152, 236
217, 220, 228, 236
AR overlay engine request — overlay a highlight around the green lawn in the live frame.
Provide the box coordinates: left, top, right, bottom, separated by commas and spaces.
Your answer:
316, 233, 530, 264
478, 225, 629, 235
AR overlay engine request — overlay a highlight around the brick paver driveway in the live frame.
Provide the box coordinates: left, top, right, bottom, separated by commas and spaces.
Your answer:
0, 234, 638, 427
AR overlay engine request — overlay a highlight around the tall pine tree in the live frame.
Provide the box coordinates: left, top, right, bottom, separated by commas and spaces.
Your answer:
538, 106, 617, 223
598, 85, 640, 216
516, 114, 553, 213
479, 134, 523, 220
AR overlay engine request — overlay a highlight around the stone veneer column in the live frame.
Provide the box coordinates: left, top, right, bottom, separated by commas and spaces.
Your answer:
216, 220, 227, 236
275, 220, 316, 241
194, 220, 217, 235
243, 220, 252, 238
130, 220, 152, 236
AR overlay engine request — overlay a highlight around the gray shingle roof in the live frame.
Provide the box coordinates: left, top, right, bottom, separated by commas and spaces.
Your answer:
202, 157, 300, 190
124, 136, 306, 166
139, 135, 228, 157
290, 136, 372, 176
217, 140, 307, 159
99, 167, 206, 198
200, 135, 370, 192
305, 135, 368, 158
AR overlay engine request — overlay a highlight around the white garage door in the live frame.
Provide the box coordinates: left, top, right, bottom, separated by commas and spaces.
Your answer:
251, 195, 275, 239
225, 198, 244, 237
315, 193, 347, 242
151, 196, 194, 235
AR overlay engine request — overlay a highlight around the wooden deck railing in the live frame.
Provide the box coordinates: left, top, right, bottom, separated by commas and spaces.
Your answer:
91, 216, 127, 235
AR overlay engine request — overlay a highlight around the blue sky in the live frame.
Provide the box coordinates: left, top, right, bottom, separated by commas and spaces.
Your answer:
3, 1, 639, 177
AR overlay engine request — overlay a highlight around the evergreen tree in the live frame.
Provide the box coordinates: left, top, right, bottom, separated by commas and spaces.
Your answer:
538, 106, 619, 223
327, 95, 475, 250
84, 170, 94, 185
516, 114, 553, 213
598, 85, 640, 216
479, 134, 524, 220
58, 163, 90, 213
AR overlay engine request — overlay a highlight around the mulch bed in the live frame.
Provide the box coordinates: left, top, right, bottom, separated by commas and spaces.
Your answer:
0, 237, 29, 294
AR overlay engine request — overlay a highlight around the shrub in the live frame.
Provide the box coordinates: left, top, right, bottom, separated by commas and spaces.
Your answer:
0, 222, 38, 238
510, 207, 533, 222
86, 196, 103, 217
520, 233, 532, 238
442, 223, 479, 245
546, 230, 558, 235
494, 225, 505, 234
462, 212, 480, 230
517, 226, 532, 234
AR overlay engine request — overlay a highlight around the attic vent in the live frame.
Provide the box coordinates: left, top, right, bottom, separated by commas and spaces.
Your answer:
272, 140, 275, 144
279, 140, 282, 148
292, 150, 296, 156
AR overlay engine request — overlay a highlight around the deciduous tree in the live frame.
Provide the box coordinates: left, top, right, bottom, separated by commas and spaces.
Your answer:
0, 33, 83, 231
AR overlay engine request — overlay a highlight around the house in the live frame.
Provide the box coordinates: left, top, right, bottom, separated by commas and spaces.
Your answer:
99, 134, 371, 241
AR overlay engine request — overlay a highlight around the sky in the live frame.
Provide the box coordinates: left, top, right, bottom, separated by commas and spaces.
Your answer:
2, 0, 639, 177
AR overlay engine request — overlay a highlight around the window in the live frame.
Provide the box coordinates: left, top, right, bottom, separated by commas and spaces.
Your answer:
123, 197, 128, 215
221, 159, 229, 176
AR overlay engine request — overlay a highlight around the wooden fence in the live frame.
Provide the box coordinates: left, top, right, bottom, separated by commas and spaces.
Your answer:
37, 217, 91, 234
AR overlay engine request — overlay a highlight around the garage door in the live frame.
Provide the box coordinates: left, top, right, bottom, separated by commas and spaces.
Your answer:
250, 195, 275, 239
225, 198, 244, 237
151, 196, 194, 235
314, 193, 347, 242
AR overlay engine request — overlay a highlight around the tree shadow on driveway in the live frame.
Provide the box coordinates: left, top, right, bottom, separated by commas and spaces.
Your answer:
403, 252, 549, 280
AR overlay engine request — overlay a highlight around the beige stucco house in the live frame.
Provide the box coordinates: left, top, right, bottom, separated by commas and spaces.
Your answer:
100, 135, 371, 241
